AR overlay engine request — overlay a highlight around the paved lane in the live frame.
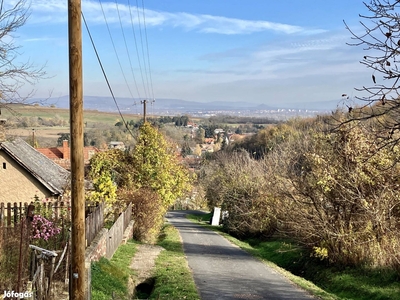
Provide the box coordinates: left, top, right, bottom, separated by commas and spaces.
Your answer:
166, 211, 314, 300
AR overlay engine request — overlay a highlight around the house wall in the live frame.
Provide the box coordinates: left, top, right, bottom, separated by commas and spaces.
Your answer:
0, 150, 54, 203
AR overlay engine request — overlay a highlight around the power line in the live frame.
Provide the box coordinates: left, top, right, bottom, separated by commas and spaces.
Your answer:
82, 11, 135, 139
98, 0, 136, 102
115, 0, 141, 102
135, 0, 151, 99
141, 0, 155, 100
128, 0, 148, 100
83, 1, 156, 124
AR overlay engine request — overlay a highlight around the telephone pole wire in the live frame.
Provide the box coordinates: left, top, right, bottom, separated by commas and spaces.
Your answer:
68, 0, 86, 299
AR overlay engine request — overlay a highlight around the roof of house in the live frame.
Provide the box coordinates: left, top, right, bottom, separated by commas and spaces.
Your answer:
36, 146, 99, 159
0, 138, 70, 195
37, 147, 64, 159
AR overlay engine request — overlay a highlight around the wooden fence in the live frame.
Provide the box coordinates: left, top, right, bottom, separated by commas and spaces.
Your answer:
0, 200, 134, 254
106, 203, 132, 259
0, 201, 70, 227
85, 202, 104, 248
0, 202, 28, 226
0, 201, 105, 249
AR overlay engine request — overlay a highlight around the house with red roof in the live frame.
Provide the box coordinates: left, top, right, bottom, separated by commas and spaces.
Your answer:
37, 140, 100, 170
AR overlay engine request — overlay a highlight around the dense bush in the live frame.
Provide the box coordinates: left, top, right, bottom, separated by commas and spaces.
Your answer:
119, 188, 164, 243
201, 117, 400, 272
270, 124, 400, 268
201, 151, 277, 239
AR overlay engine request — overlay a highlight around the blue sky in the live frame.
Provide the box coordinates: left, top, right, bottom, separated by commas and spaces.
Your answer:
11, 0, 373, 106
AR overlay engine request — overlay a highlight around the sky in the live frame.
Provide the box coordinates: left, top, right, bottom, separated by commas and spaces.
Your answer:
8, 0, 376, 107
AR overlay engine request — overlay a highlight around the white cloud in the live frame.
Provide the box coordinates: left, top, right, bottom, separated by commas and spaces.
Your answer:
26, 0, 324, 35
169, 14, 306, 35
23, 37, 54, 42
166, 30, 364, 89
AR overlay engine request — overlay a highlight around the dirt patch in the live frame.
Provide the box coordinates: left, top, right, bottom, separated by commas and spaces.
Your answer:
130, 244, 164, 296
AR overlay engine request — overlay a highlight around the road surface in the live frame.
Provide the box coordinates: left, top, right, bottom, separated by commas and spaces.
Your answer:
166, 211, 314, 300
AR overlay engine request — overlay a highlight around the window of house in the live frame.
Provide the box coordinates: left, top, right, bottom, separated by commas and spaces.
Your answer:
2, 162, 6, 169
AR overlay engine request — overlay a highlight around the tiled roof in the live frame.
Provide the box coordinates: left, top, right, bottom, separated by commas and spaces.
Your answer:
37, 147, 64, 159
0, 138, 70, 195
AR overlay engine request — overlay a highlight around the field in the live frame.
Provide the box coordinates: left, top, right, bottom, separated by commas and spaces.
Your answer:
7, 127, 67, 140
2, 104, 144, 146
1, 103, 142, 126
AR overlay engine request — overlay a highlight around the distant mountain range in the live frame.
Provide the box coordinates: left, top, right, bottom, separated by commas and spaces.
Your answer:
32, 95, 355, 114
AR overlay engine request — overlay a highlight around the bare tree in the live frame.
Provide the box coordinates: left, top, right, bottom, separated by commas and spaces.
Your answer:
339, 0, 400, 146
0, 0, 46, 103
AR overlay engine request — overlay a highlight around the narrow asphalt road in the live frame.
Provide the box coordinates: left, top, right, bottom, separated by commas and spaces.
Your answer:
166, 211, 315, 300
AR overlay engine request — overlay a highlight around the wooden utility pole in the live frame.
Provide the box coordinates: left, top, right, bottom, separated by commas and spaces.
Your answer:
141, 100, 148, 123
141, 99, 155, 123
32, 129, 35, 148
68, 0, 85, 299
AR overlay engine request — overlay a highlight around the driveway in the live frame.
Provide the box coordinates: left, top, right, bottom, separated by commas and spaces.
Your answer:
166, 211, 315, 300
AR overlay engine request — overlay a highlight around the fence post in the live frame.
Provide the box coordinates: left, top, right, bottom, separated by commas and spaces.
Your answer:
13, 202, 18, 224
7, 203, 11, 227
0, 202, 4, 227
19, 202, 22, 221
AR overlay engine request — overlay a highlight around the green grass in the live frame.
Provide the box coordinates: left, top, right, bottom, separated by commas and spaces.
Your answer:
188, 212, 212, 223
151, 224, 200, 300
186, 213, 400, 300
2, 103, 141, 127
91, 240, 138, 300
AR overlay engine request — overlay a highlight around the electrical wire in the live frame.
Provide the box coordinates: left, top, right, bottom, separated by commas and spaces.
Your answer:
98, 0, 136, 102
135, 0, 151, 99
128, 0, 148, 101
82, 11, 135, 139
141, 0, 155, 101
115, 0, 141, 102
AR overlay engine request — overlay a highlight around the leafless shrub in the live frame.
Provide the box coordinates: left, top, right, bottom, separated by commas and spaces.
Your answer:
269, 125, 400, 268
0, 224, 30, 291
200, 151, 277, 239
119, 188, 164, 244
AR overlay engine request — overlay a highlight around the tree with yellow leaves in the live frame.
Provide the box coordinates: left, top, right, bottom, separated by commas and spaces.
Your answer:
131, 122, 192, 209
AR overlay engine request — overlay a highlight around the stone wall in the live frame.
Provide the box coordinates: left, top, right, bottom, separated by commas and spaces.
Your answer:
85, 228, 108, 262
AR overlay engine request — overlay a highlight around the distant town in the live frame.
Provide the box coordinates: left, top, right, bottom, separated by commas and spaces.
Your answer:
32, 95, 344, 120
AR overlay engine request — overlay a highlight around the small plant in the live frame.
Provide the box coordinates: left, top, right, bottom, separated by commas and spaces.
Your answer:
30, 194, 68, 250
31, 215, 61, 241
33, 195, 52, 219
312, 246, 328, 261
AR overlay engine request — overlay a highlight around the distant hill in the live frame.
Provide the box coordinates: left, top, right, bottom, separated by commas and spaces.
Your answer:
41, 96, 276, 112
29, 96, 350, 114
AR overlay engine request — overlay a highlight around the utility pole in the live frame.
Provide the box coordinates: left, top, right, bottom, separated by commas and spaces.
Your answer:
32, 129, 35, 148
141, 100, 148, 123
141, 99, 154, 123
68, 0, 85, 299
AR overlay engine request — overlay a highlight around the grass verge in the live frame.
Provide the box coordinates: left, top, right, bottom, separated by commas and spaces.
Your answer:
91, 240, 137, 300
151, 223, 200, 300
186, 213, 400, 300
